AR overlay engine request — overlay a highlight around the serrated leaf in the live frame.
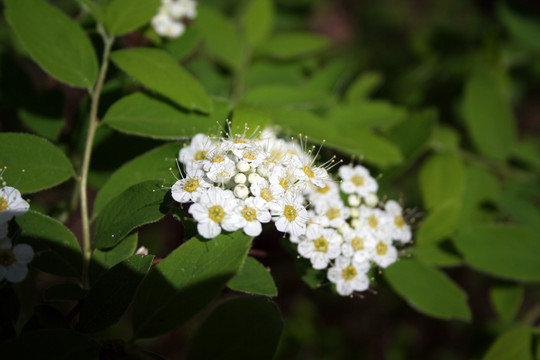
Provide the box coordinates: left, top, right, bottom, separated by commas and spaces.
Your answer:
103, 93, 230, 139
105, 0, 160, 36
94, 181, 171, 249
0, 133, 74, 194
483, 326, 534, 360
490, 284, 523, 323
258, 32, 330, 59
416, 199, 461, 246
453, 224, 540, 282
187, 297, 282, 360
78, 254, 154, 333
111, 48, 211, 112
16, 210, 82, 278
384, 259, 471, 321
346, 72, 383, 101
94, 142, 181, 216
462, 68, 516, 160
328, 101, 407, 131
242, 0, 274, 48
132, 232, 252, 338
197, 5, 243, 70
90, 231, 138, 284
227, 257, 277, 296
5, 0, 98, 89
418, 151, 465, 210
0, 328, 100, 360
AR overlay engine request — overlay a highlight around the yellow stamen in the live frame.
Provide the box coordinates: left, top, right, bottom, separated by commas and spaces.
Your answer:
242, 206, 257, 221
211, 156, 224, 163
0, 249, 15, 266
326, 207, 340, 220
284, 205, 297, 221
342, 265, 357, 280
0, 197, 7, 212
303, 165, 314, 178
376, 242, 388, 255
351, 237, 364, 251
194, 150, 206, 161
351, 175, 365, 187
394, 215, 405, 228
243, 152, 257, 161
368, 215, 378, 228
316, 184, 330, 194
314, 237, 329, 252
260, 188, 273, 201
279, 178, 290, 190
183, 179, 199, 193
208, 205, 225, 223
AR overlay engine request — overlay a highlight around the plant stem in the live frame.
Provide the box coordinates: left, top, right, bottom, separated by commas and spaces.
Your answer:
231, 47, 252, 105
80, 25, 114, 289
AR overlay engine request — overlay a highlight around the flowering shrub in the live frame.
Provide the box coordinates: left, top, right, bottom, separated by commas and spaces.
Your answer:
1, 0, 539, 359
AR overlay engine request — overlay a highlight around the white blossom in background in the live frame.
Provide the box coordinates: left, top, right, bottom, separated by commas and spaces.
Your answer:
0, 238, 34, 283
152, 0, 197, 38
172, 127, 413, 296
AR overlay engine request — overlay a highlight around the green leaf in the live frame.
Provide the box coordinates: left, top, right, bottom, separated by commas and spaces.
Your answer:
510, 140, 540, 170
0, 133, 74, 194
227, 257, 277, 296
245, 61, 304, 89
103, 93, 231, 139
94, 181, 171, 249
16, 210, 82, 278
387, 108, 436, 162
384, 258, 471, 321
483, 326, 534, 360
187, 296, 282, 360
258, 32, 330, 59
5, 0, 98, 89
78, 0, 105, 24
416, 199, 461, 246
243, 84, 330, 109
232, 104, 273, 135
19, 109, 63, 141
90, 231, 138, 284
0, 328, 100, 360
431, 125, 461, 151
462, 68, 517, 160
305, 58, 350, 93
94, 142, 181, 216
105, 0, 160, 36
132, 232, 252, 338
454, 224, 540, 282
414, 243, 462, 267
495, 192, 540, 233
242, 0, 274, 48
78, 254, 154, 333
44, 283, 87, 302
164, 26, 203, 60
345, 72, 383, 101
458, 164, 500, 227
418, 151, 465, 210
327, 101, 407, 131
197, 5, 243, 70
490, 284, 524, 323
497, 2, 540, 52
111, 48, 212, 112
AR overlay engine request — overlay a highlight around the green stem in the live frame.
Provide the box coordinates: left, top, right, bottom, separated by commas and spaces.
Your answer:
231, 47, 252, 105
80, 25, 114, 289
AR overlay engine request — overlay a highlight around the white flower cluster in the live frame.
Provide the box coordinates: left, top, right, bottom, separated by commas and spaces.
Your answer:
171, 129, 412, 296
0, 186, 34, 283
151, 0, 197, 38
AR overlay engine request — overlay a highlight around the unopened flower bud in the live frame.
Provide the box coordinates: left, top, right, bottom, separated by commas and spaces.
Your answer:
135, 246, 149, 256
365, 193, 378, 207
234, 173, 247, 184
351, 219, 361, 229
236, 160, 250, 173
247, 173, 263, 184
233, 184, 249, 199
350, 207, 360, 218
348, 194, 361, 207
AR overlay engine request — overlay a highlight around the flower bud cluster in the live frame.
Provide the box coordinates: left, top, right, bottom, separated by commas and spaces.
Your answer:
151, 0, 197, 38
171, 128, 412, 296
0, 186, 34, 283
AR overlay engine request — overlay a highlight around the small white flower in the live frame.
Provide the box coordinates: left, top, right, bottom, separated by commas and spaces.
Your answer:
167, 0, 197, 20
365, 193, 379, 207
188, 187, 238, 239
291, 154, 330, 189
315, 198, 350, 228
171, 169, 212, 203
236, 160, 251, 173
359, 205, 389, 238
327, 256, 370, 296
341, 228, 376, 264
297, 228, 341, 269
348, 194, 361, 207
370, 239, 398, 268
270, 193, 308, 237
0, 186, 30, 223
152, 12, 185, 38
339, 164, 378, 197
250, 179, 278, 203
179, 134, 213, 166
384, 200, 412, 244
0, 238, 34, 283
229, 197, 271, 237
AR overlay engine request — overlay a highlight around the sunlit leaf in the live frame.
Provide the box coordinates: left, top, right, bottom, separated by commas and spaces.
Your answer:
490, 283, 524, 323
242, 0, 274, 48
483, 326, 534, 360
258, 32, 330, 59
227, 257, 277, 296
105, 0, 160, 36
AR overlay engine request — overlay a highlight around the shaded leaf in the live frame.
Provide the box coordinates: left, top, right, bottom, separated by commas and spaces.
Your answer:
258, 32, 330, 59
387, 108, 436, 161
498, 2, 540, 52
187, 297, 282, 360
416, 199, 461, 246
132, 232, 252, 338
454, 224, 540, 281
90, 231, 138, 284
5, 0, 98, 89
490, 283, 524, 323
242, 0, 274, 48
78, 254, 154, 333
227, 257, 277, 296
384, 258, 471, 321
0, 133, 74, 194
18, 109, 63, 141
105, 0, 160, 36
327, 101, 407, 131
16, 210, 82, 278
483, 326, 534, 360
111, 48, 211, 112
94, 181, 171, 249
346, 72, 383, 101
44, 283, 87, 302
414, 243, 462, 267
